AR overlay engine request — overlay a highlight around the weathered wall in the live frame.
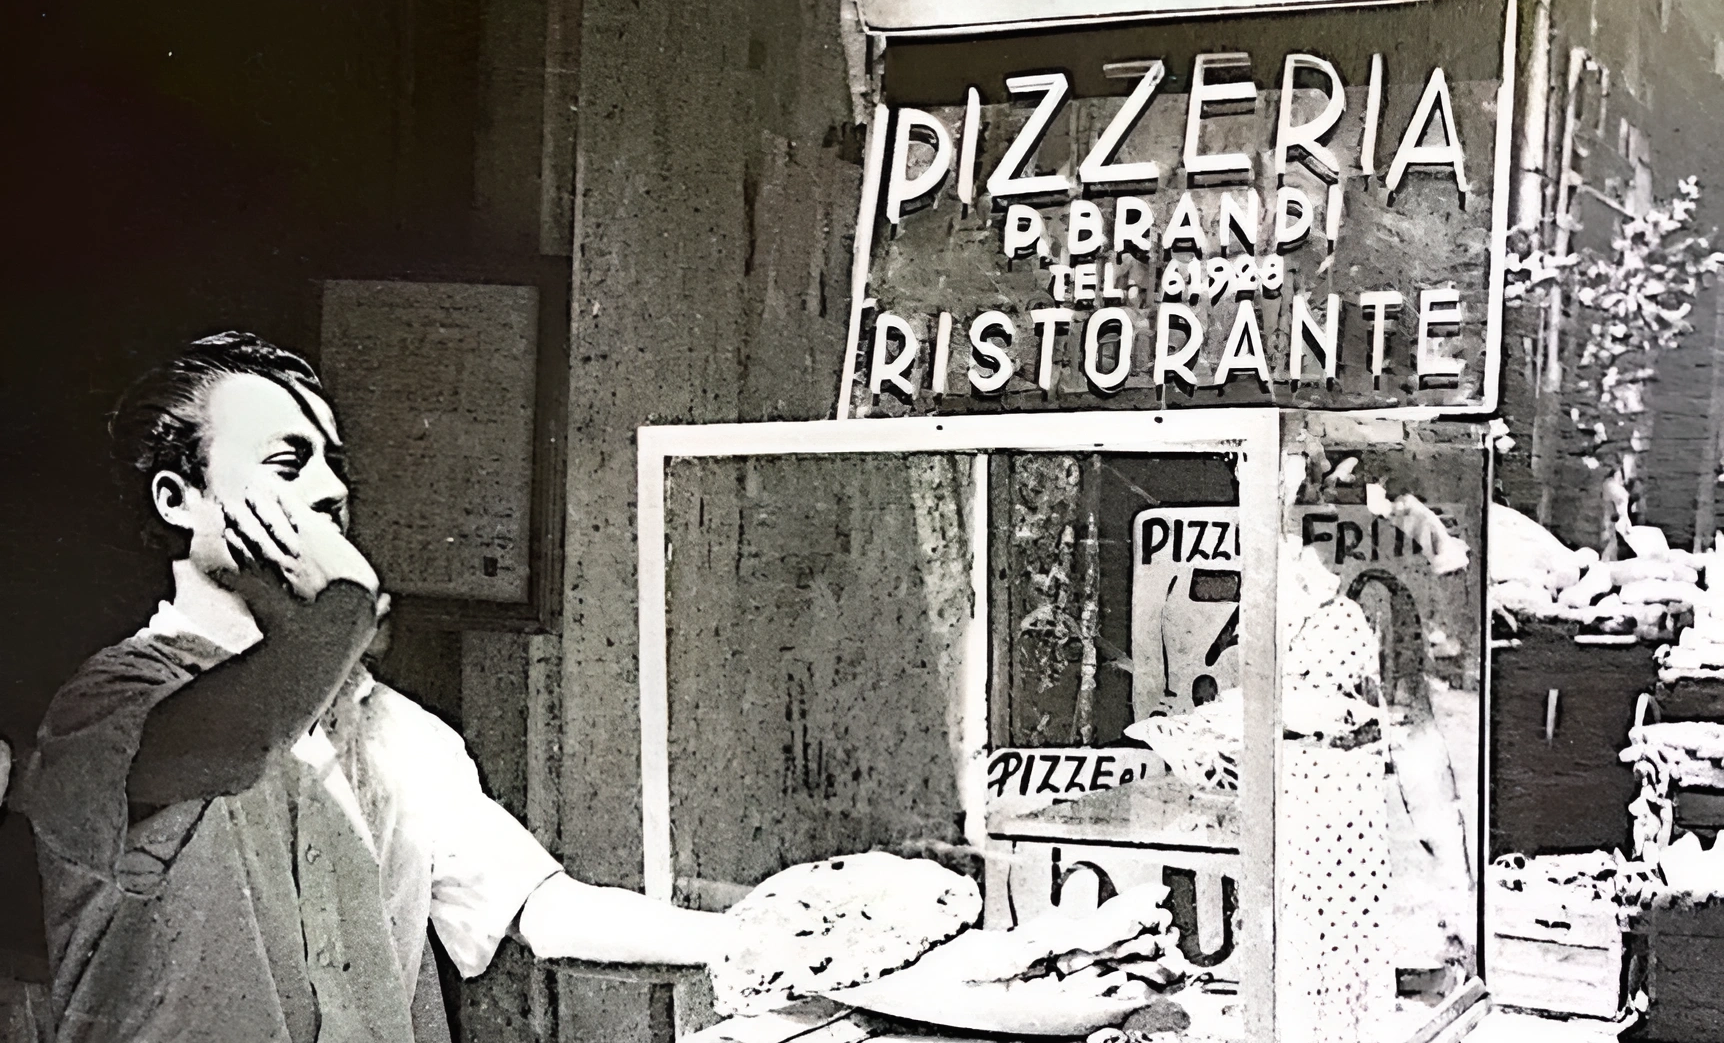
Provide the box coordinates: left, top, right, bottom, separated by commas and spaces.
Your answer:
1635, 0, 1724, 548
559, 0, 861, 1033
456, 632, 558, 1043
1498, 0, 1724, 550
663, 455, 971, 897
561, 0, 860, 884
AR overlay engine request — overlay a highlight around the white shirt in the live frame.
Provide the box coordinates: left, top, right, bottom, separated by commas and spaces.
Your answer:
143, 600, 564, 981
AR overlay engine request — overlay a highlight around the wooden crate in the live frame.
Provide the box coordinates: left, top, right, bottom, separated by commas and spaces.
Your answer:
1672, 788, 1724, 843
1654, 677, 1724, 724
1492, 623, 1651, 858
1628, 899, 1724, 1042
1487, 889, 1623, 1020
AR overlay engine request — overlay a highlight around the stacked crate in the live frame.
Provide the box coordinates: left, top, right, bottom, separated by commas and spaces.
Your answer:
1628, 900, 1724, 1041
1648, 677, 1724, 841
1619, 696, 1724, 1040
1490, 620, 1652, 859
1485, 857, 1625, 1020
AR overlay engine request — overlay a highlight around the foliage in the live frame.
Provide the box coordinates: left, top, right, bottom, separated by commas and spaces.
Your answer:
1505, 177, 1724, 471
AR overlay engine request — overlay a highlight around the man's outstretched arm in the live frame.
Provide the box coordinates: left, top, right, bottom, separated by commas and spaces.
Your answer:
516, 873, 737, 967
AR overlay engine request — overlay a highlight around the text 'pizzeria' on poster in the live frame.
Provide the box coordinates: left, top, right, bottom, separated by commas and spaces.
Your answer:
843, 47, 1509, 417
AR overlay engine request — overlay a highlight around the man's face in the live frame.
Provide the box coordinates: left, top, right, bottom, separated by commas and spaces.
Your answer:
168, 372, 350, 572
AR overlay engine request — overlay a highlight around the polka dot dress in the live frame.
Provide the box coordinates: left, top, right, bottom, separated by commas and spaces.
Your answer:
1277, 580, 1395, 1043
1277, 743, 1394, 1043
1282, 599, 1381, 735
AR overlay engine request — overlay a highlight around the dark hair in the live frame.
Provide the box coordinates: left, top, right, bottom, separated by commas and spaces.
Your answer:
110, 331, 324, 550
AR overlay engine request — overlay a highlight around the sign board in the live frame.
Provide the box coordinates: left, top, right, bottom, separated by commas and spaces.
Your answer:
997, 841, 1237, 971
319, 280, 538, 603
985, 747, 1163, 820
1132, 506, 1242, 719
1000, 841, 1177, 922
839, 8, 1513, 418
1294, 501, 1479, 684
858, 0, 1428, 37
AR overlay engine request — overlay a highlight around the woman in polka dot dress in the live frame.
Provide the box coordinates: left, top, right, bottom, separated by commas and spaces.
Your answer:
1275, 545, 1397, 1043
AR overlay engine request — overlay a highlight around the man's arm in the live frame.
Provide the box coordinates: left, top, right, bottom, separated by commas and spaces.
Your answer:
402, 679, 735, 974
515, 873, 737, 967
127, 580, 377, 805
129, 491, 383, 807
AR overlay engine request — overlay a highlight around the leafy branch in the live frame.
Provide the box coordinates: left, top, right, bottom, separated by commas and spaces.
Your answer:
1506, 177, 1724, 473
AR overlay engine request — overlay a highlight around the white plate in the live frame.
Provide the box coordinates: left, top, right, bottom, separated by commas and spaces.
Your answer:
824, 973, 1149, 1037
820, 930, 1158, 1037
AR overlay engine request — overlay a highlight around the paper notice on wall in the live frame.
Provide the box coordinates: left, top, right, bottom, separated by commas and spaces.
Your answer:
318, 280, 538, 603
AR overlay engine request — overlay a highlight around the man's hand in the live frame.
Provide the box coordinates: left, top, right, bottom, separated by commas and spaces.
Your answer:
218, 489, 380, 616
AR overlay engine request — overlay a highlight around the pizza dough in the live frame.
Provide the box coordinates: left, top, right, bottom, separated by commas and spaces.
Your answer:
710, 852, 983, 1017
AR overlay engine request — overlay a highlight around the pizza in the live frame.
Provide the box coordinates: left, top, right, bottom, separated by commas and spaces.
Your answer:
709, 852, 983, 1017
932, 882, 1187, 990
817, 882, 1200, 1037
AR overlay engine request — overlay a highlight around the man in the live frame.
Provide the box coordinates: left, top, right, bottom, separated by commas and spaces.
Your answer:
15, 332, 733, 1042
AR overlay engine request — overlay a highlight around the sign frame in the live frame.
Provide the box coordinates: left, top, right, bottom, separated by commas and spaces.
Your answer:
834, 0, 1519, 422
313, 259, 572, 633
857, 0, 1436, 38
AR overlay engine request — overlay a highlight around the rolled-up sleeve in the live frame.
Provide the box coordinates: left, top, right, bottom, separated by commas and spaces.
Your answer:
415, 719, 562, 978
17, 645, 211, 897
